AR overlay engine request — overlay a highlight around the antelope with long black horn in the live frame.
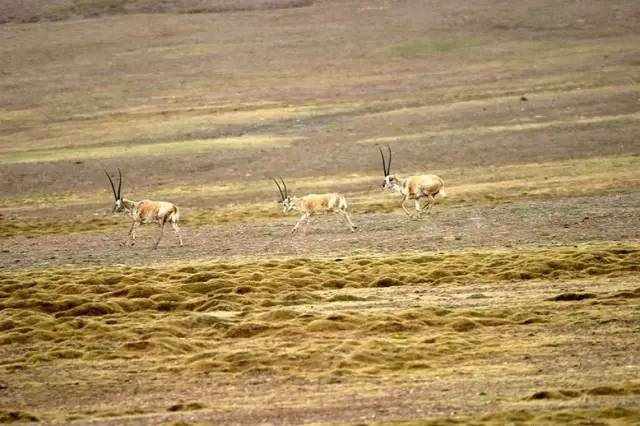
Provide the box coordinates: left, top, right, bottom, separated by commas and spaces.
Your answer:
378, 145, 446, 219
105, 168, 183, 249
273, 177, 357, 234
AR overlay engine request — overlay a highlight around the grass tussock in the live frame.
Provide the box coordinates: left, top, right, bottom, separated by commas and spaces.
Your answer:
0, 217, 121, 238
385, 407, 640, 426
528, 382, 640, 400
166, 402, 206, 412
0, 243, 638, 374
0, 410, 40, 423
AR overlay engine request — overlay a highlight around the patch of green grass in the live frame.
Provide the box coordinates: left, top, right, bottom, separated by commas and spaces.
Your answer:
0, 217, 121, 237
359, 112, 640, 144
39, 0, 129, 22
0, 135, 298, 164
71, 0, 128, 14
389, 37, 482, 58
0, 101, 357, 156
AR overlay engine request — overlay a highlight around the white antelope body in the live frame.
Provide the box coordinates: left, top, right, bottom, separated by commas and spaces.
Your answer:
273, 178, 357, 234
105, 169, 183, 249
378, 146, 446, 219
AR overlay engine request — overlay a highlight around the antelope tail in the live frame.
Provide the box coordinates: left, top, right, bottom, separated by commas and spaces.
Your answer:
338, 196, 349, 211
439, 184, 447, 198
169, 206, 180, 223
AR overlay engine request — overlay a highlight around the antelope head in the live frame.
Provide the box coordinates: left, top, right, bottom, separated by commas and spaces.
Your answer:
379, 145, 398, 191
105, 168, 124, 213
273, 177, 295, 213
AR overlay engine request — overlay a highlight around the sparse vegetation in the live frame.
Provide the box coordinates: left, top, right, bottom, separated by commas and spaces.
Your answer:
2, 0, 640, 423
0, 0, 315, 24
2, 154, 639, 238
383, 407, 640, 425
1, 244, 639, 422
389, 37, 483, 58
0, 135, 298, 164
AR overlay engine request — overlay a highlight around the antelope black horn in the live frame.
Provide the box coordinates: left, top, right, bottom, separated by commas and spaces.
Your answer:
379, 146, 388, 176
280, 177, 288, 199
105, 169, 118, 200
116, 167, 122, 200
386, 144, 392, 175
272, 177, 285, 200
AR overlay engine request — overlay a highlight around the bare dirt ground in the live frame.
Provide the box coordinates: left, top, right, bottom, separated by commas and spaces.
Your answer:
1, 0, 640, 424
2, 192, 640, 270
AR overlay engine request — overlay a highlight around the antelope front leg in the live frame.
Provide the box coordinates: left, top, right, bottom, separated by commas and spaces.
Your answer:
153, 221, 165, 250
303, 216, 314, 235
400, 196, 414, 218
123, 221, 138, 246
291, 213, 310, 234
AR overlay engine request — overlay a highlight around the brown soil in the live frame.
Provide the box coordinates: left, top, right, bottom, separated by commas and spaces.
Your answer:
2, 192, 640, 270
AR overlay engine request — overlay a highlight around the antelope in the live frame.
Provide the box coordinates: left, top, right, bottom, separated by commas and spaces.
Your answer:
378, 145, 446, 219
105, 168, 183, 249
272, 177, 357, 234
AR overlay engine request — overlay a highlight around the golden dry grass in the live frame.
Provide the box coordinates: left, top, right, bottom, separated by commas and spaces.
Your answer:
1, 243, 637, 366
1, 243, 639, 422
0, 135, 300, 164
359, 111, 640, 145
2, 1, 640, 423
383, 407, 640, 426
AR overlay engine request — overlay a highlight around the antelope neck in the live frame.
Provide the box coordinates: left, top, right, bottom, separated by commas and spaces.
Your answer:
121, 198, 137, 214
392, 177, 405, 195
289, 196, 300, 210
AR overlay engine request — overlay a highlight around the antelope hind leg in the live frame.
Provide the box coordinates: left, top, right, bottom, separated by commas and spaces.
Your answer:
337, 210, 357, 231
171, 221, 184, 247
425, 194, 435, 214
123, 221, 138, 246
414, 199, 424, 220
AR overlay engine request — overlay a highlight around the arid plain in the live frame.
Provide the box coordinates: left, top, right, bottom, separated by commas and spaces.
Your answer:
1, 0, 640, 424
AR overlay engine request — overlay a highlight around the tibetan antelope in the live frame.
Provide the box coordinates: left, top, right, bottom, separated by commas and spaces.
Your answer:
105, 168, 183, 249
273, 177, 357, 234
378, 145, 446, 219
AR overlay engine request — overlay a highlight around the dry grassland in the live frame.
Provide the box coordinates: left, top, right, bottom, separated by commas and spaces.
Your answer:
2, 154, 640, 238
1, 0, 640, 423
1, 244, 639, 423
